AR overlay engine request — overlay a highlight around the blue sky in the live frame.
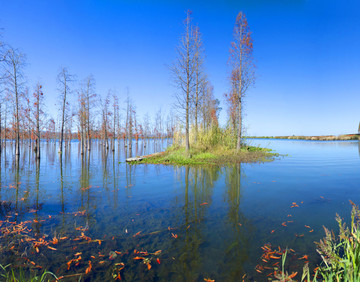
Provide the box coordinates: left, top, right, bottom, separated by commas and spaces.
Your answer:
0, 0, 359, 136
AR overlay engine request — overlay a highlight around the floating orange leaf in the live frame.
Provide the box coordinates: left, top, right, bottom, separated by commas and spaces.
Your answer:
133, 231, 141, 237
85, 261, 92, 274
133, 256, 145, 260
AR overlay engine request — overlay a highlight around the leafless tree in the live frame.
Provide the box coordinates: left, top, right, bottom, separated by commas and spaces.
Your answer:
171, 10, 196, 155
143, 112, 151, 139
57, 67, 75, 154
111, 91, 120, 151
3, 47, 26, 156
125, 92, 133, 150
192, 26, 205, 142
31, 83, 46, 159
100, 93, 111, 150
83, 75, 96, 151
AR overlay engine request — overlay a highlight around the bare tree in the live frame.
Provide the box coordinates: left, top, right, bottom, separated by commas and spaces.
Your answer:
0, 36, 5, 152
32, 83, 46, 159
192, 26, 205, 142
100, 93, 111, 150
83, 75, 96, 151
155, 108, 163, 138
111, 91, 120, 151
229, 12, 255, 149
125, 92, 134, 150
201, 80, 213, 131
171, 10, 196, 155
143, 112, 151, 139
3, 47, 26, 156
57, 67, 75, 154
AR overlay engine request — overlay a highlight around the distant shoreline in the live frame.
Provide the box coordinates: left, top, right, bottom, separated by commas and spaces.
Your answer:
247, 134, 360, 141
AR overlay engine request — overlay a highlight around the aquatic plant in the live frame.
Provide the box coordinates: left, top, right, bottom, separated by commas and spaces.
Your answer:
312, 200, 360, 281
0, 264, 57, 282
265, 201, 360, 282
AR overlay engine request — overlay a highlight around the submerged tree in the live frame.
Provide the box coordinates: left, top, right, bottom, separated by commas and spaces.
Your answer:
3, 47, 26, 157
57, 67, 74, 155
31, 83, 45, 159
229, 12, 255, 150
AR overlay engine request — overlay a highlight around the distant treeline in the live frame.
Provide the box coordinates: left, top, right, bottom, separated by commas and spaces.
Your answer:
248, 135, 360, 141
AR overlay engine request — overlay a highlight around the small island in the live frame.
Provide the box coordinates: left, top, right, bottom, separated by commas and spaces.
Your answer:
127, 144, 276, 165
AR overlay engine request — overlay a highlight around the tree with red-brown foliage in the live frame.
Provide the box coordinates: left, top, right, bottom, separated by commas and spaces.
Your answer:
229, 12, 255, 150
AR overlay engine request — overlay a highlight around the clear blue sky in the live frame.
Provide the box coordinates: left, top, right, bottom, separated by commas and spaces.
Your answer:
0, 0, 359, 136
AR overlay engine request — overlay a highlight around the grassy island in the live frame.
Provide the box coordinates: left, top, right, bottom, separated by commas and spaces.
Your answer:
130, 144, 277, 166
129, 126, 279, 166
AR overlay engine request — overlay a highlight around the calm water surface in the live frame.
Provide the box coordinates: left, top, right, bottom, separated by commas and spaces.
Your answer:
0, 139, 360, 281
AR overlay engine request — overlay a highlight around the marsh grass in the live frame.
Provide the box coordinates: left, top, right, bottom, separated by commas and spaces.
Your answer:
313, 201, 360, 281
0, 264, 58, 282
270, 201, 360, 282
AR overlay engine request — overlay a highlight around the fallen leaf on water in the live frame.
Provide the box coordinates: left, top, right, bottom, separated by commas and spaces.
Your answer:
204, 278, 215, 282
288, 272, 298, 279
133, 257, 145, 260
200, 202, 208, 206
85, 261, 92, 274
133, 231, 141, 237
157, 258, 160, 264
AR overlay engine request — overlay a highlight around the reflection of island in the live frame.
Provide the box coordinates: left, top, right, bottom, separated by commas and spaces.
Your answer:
170, 165, 252, 280
222, 164, 251, 280
170, 166, 219, 280
358, 141, 360, 157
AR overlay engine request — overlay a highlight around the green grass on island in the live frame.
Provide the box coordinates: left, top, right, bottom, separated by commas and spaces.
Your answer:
130, 128, 279, 165
130, 144, 278, 166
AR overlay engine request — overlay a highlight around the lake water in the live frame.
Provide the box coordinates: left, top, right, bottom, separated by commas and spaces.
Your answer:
0, 138, 359, 281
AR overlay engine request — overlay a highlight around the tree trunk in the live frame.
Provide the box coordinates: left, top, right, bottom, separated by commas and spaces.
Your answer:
59, 82, 67, 154
236, 97, 242, 150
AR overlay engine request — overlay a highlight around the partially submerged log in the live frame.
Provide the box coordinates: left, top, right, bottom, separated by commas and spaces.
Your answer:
126, 156, 143, 162
125, 152, 165, 163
